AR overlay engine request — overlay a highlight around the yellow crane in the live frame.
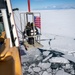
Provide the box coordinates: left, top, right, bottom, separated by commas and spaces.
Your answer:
0, 0, 42, 75
0, 0, 22, 75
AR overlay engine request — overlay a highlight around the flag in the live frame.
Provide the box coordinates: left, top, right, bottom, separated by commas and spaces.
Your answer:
34, 16, 41, 28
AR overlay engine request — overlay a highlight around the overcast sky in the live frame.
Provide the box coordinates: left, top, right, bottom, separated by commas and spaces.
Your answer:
11, 0, 75, 11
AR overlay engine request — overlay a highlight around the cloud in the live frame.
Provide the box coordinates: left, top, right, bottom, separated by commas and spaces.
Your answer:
53, 5, 56, 8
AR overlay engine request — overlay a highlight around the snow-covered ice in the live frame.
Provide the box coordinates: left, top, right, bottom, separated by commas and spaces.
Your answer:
49, 57, 69, 64
14, 9, 75, 75
43, 51, 50, 56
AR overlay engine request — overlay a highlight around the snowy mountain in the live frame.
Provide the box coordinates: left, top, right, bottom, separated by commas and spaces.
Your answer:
33, 4, 75, 10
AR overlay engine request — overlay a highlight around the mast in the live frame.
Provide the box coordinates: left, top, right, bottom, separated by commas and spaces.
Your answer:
28, 0, 31, 12
5, 0, 19, 47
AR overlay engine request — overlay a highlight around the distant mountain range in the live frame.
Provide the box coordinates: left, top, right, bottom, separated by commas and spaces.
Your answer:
33, 5, 75, 10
